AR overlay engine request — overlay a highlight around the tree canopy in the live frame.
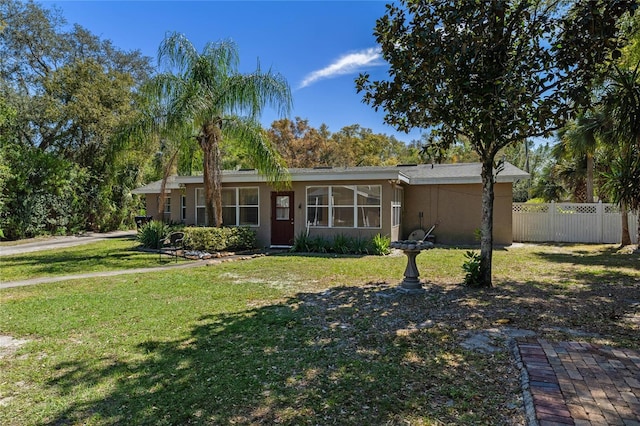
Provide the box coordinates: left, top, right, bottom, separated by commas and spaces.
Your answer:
0, 0, 154, 238
357, 0, 636, 287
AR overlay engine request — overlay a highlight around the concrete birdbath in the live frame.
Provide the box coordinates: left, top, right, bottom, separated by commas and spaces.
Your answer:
390, 239, 434, 292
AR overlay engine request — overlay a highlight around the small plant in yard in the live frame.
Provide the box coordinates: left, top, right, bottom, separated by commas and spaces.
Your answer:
332, 234, 351, 254
370, 233, 390, 255
291, 232, 311, 252
462, 250, 483, 287
137, 220, 169, 249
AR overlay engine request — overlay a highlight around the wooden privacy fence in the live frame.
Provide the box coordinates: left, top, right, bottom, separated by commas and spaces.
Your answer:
513, 202, 639, 244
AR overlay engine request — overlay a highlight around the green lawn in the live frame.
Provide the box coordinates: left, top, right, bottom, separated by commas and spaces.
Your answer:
0, 237, 186, 282
0, 243, 638, 425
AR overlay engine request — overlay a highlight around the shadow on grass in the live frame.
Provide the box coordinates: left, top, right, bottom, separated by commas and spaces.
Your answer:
36, 248, 640, 425
534, 245, 639, 268
42, 285, 522, 425
2, 246, 163, 278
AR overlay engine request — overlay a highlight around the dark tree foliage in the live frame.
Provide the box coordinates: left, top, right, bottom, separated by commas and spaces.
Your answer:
357, 0, 636, 287
0, 0, 154, 237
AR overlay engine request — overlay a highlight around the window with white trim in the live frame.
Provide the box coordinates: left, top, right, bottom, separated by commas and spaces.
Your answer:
181, 195, 187, 221
306, 185, 381, 228
222, 187, 259, 226
392, 187, 403, 227
163, 197, 171, 214
195, 188, 206, 226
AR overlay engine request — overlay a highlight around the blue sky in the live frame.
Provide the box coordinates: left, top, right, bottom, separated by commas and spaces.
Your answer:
44, 0, 425, 143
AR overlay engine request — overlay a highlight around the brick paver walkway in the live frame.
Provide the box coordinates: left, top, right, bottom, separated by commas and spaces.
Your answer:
518, 339, 640, 426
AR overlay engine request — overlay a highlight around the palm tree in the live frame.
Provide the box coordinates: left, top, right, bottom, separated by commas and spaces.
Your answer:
554, 109, 606, 203
601, 64, 640, 247
150, 32, 292, 226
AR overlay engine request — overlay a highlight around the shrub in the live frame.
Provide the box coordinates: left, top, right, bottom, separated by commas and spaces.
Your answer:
290, 233, 391, 256
370, 233, 390, 255
137, 220, 169, 249
291, 232, 312, 253
332, 234, 352, 254
349, 235, 371, 255
462, 250, 483, 287
309, 235, 330, 253
183, 227, 256, 252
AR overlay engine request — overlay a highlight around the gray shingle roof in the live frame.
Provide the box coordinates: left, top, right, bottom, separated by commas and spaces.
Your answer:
131, 162, 529, 193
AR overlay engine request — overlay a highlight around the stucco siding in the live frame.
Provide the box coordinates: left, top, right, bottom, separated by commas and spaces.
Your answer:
403, 183, 513, 245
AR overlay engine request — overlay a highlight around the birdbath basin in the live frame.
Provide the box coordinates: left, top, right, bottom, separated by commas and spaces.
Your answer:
390, 240, 434, 292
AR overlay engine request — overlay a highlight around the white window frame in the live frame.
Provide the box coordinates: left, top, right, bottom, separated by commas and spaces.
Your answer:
222, 187, 260, 227
392, 187, 403, 227
163, 196, 171, 214
180, 195, 187, 222
195, 188, 206, 226
306, 185, 382, 229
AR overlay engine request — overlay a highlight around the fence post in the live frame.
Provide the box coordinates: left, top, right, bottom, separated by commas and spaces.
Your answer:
596, 201, 603, 243
550, 201, 556, 242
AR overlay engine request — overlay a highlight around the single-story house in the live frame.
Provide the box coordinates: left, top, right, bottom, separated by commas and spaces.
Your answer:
132, 162, 529, 247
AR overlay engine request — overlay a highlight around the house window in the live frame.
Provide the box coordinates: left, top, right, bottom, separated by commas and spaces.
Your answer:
306, 185, 381, 228
392, 187, 403, 227
181, 195, 187, 222
222, 187, 259, 226
195, 188, 206, 226
275, 196, 290, 220
163, 197, 171, 214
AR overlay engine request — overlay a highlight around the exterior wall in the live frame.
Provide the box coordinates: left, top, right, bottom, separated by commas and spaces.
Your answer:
144, 180, 399, 248
403, 182, 513, 245
290, 180, 397, 246
141, 180, 514, 247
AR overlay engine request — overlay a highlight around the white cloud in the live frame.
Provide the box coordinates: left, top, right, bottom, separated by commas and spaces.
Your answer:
299, 47, 384, 89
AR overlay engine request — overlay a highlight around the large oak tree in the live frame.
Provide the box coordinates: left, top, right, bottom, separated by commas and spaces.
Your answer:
357, 0, 636, 287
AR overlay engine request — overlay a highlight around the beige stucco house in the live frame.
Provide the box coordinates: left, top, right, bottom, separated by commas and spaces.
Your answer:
132, 162, 529, 247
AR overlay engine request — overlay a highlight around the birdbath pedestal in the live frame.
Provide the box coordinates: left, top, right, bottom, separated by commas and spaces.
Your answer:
390, 240, 434, 292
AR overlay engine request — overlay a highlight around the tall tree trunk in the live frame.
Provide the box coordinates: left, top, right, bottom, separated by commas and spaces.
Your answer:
200, 122, 223, 227
621, 201, 632, 246
586, 152, 594, 203
479, 157, 495, 288
157, 148, 180, 220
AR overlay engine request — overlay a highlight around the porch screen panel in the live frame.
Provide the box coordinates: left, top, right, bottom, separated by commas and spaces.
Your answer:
306, 185, 381, 229
307, 187, 329, 226
332, 186, 355, 227
357, 185, 381, 228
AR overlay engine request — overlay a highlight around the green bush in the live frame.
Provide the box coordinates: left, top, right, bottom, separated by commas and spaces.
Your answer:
291, 232, 312, 252
137, 220, 169, 249
290, 233, 390, 256
183, 227, 256, 252
370, 233, 390, 255
333, 234, 352, 254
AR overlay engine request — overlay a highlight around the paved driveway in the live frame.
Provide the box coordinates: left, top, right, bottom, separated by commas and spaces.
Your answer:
0, 230, 137, 257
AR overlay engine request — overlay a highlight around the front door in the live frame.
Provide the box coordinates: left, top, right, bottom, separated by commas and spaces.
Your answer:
271, 191, 295, 246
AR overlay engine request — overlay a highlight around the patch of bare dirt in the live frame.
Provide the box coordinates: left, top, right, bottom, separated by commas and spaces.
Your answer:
0, 335, 29, 359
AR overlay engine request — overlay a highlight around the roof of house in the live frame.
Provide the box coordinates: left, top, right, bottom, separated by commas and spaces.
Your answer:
131, 162, 529, 194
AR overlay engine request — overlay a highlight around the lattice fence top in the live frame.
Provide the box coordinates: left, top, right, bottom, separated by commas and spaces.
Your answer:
604, 204, 621, 214
556, 204, 597, 214
512, 204, 549, 213
513, 202, 623, 215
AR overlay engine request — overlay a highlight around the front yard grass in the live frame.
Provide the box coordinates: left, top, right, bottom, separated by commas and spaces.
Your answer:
0, 244, 638, 425
0, 237, 185, 282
